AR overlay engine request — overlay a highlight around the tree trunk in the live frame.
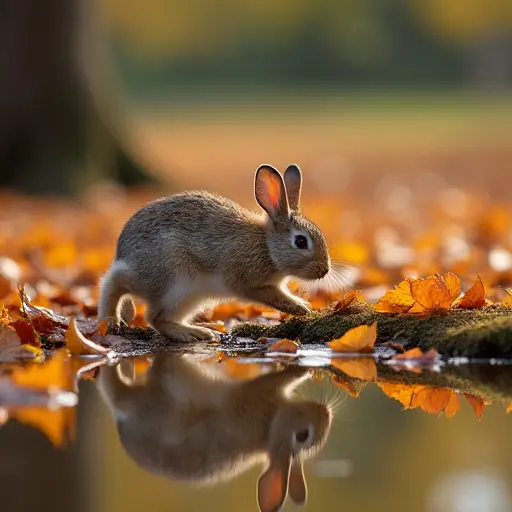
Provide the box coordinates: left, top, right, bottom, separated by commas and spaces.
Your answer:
0, 0, 156, 196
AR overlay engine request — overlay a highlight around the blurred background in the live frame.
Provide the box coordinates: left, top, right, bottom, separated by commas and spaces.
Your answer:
1, 0, 511, 199
1, 1, 512, 511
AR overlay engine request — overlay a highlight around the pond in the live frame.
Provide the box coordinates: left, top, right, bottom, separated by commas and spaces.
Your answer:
1, 348, 512, 512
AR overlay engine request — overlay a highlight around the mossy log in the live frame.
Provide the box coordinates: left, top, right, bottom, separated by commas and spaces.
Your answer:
231, 301, 512, 359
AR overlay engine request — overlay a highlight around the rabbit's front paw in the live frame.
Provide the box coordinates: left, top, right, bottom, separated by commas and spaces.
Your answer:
284, 297, 311, 316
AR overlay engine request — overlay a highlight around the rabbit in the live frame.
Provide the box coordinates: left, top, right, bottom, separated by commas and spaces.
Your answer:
96, 354, 332, 512
98, 163, 333, 342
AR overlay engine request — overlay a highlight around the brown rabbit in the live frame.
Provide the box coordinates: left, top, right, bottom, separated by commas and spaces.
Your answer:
96, 355, 332, 512
98, 164, 333, 342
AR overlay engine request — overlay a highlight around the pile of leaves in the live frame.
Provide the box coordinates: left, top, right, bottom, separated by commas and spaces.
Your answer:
2, 185, 512, 447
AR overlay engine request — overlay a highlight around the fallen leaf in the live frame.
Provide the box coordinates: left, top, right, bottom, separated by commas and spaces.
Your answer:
375, 273, 460, 314
374, 279, 415, 313
328, 322, 377, 353
500, 289, 512, 307
506, 402, 512, 413
463, 393, 486, 420
391, 347, 439, 363
458, 275, 487, 309
9, 319, 40, 346
0, 325, 41, 362
268, 339, 299, 353
66, 316, 109, 356
331, 358, 377, 381
392, 348, 424, 360
334, 290, 359, 311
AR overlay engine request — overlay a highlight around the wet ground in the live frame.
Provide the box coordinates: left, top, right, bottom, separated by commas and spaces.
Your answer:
1, 346, 512, 512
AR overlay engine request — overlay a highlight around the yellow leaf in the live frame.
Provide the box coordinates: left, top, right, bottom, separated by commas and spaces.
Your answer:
328, 322, 377, 353
331, 358, 377, 381
375, 279, 415, 313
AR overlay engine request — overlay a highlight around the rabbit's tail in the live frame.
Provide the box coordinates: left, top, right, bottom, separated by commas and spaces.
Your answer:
98, 261, 135, 323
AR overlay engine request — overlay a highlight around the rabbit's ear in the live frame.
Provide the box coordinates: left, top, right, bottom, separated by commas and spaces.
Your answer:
283, 164, 302, 210
255, 164, 289, 222
288, 459, 307, 506
257, 457, 291, 512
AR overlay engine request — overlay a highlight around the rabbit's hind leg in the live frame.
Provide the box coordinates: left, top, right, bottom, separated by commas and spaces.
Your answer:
146, 284, 219, 342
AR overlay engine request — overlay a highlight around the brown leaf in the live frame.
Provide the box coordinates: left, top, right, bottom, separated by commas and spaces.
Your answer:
334, 290, 359, 311
0, 325, 40, 362
328, 322, 377, 353
458, 275, 487, 309
268, 339, 299, 353
331, 358, 377, 381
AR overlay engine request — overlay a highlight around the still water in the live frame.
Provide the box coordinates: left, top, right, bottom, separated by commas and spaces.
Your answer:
1, 352, 512, 512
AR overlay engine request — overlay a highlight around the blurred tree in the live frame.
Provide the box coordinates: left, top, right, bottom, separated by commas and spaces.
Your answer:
0, 0, 156, 196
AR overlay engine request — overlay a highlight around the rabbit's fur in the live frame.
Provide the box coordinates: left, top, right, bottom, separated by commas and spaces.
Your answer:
96, 355, 332, 512
98, 164, 331, 342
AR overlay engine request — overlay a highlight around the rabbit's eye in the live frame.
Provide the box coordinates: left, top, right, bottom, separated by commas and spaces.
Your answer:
294, 235, 309, 250
294, 429, 310, 443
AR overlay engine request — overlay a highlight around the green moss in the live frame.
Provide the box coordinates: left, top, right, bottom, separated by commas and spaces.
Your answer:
231, 301, 512, 359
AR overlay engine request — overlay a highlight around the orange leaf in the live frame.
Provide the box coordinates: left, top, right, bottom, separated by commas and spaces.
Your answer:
392, 347, 439, 363
444, 272, 461, 304
410, 275, 456, 311
463, 393, 485, 420
458, 275, 486, 309
268, 339, 299, 353
334, 290, 359, 311
445, 392, 461, 418
378, 383, 424, 409
66, 317, 109, 356
412, 387, 452, 415
331, 358, 377, 381
374, 279, 415, 313
392, 348, 424, 360
9, 406, 75, 448
328, 322, 377, 353
506, 402, 512, 414
11, 350, 73, 392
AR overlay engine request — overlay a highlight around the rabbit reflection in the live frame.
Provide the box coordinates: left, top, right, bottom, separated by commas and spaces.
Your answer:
96, 354, 332, 512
